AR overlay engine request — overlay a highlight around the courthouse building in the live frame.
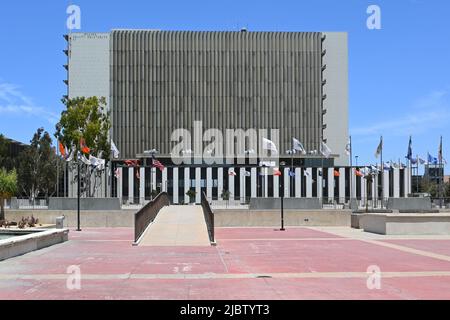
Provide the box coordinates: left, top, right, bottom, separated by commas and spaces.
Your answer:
65, 30, 411, 205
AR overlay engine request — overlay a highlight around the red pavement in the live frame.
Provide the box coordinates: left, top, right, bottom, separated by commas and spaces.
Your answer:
1, 227, 450, 300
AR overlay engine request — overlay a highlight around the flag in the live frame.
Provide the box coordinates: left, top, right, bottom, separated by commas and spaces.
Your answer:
289, 171, 296, 177
80, 154, 91, 165
111, 140, 120, 159
80, 138, 91, 154
293, 138, 306, 155
320, 142, 332, 158
262, 138, 278, 154
355, 169, 364, 177
65, 150, 74, 162
428, 153, 438, 165
439, 136, 443, 163
375, 137, 383, 158
125, 160, 140, 167
89, 156, 105, 171
152, 156, 166, 172
383, 163, 391, 171
418, 157, 426, 165
410, 158, 418, 165
229, 170, 237, 176
59, 141, 66, 158
273, 169, 282, 177
304, 171, 310, 177
345, 138, 351, 156
370, 165, 380, 173
406, 136, 413, 161
114, 168, 121, 179
136, 169, 140, 180
244, 171, 252, 177
334, 170, 340, 177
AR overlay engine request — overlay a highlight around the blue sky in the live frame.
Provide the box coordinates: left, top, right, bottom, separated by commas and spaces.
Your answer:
0, 0, 449, 172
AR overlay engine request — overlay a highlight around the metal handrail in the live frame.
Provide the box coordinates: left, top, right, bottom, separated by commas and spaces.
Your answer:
201, 192, 215, 244
134, 192, 170, 243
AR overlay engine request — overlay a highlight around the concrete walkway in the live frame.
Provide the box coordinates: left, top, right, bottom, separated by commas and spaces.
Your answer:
139, 205, 211, 247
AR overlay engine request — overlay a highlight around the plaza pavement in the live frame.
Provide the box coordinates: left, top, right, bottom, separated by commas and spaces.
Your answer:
1, 226, 450, 300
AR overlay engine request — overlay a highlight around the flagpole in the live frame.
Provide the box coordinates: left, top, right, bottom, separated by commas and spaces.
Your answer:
349, 136, 353, 208
439, 136, 443, 208
381, 136, 384, 209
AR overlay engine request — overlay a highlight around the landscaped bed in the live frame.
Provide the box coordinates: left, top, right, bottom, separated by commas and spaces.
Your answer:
0, 217, 69, 261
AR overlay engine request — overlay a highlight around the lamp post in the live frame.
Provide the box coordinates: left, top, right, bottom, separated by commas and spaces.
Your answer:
280, 161, 286, 231
76, 153, 81, 232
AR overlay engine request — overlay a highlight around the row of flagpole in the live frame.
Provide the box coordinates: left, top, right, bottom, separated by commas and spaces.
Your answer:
57, 135, 445, 204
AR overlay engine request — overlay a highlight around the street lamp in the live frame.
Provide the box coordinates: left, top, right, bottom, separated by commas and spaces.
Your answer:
280, 161, 287, 231
76, 152, 82, 232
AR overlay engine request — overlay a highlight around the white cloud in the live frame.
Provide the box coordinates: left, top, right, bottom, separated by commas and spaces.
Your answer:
352, 89, 450, 137
0, 81, 59, 124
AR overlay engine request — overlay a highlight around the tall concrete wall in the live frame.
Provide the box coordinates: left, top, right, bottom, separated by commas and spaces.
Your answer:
322, 32, 349, 166
68, 33, 110, 198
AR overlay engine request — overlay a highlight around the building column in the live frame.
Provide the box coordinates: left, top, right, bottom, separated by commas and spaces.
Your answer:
173, 168, 179, 204
139, 167, 145, 204
184, 167, 190, 204
196, 167, 201, 204
351, 169, 357, 201
128, 168, 134, 204
383, 170, 390, 202
295, 168, 302, 198
117, 168, 123, 202
207, 167, 213, 201
317, 169, 323, 200
229, 168, 235, 200
273, 172, 279, 198
372, 174, 377, 206
393, 168, 400, 198
328, 168, 334, 203
218, 168, 224, 200
240, 168, 246, 203
339, 168, 346, 202
284, 168, 290, 198
264, 168, 269, 198
251, 168, 257, 198
306, 168, 313, 198
152, 168, 157, 192
361, 174, 366, 200
162, 168, 168, 193
403, 167, 410, 197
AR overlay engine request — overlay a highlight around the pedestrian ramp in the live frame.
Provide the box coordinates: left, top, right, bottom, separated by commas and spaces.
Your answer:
138, 205, 211, 247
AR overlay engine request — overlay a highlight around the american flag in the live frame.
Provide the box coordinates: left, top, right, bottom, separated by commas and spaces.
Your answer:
152, 157, 165, 172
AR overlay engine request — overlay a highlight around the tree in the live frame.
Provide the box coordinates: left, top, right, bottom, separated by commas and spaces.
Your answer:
18, 128, 60, 200
54, 97, 111, 197
0, 168, 18, 221
0, 135, 14, 171
419, 179, 438, 198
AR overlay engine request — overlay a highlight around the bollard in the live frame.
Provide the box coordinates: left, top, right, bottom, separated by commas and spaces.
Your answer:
56, 216, 66, 229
